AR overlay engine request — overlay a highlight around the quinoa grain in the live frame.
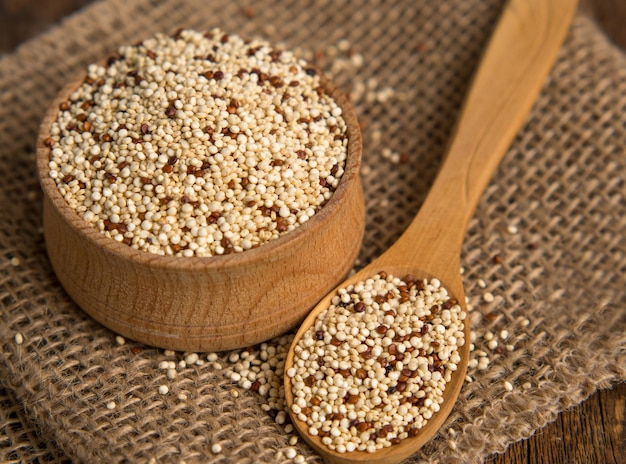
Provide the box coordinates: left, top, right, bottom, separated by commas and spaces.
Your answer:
158, 385, 169, 395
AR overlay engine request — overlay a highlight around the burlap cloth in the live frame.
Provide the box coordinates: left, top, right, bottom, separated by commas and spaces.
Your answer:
1, 0, 624, 462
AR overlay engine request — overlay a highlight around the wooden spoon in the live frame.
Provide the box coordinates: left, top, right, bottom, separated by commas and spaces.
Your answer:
284, 0, 578, 462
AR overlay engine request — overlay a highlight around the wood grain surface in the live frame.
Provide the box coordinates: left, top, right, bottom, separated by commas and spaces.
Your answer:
1, 1, 624, 463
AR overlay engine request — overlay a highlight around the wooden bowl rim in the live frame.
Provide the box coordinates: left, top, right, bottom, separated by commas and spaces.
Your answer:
37, 62, 362, 271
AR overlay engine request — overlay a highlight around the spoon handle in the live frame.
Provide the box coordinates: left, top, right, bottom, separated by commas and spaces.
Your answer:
382, 0, 578, 272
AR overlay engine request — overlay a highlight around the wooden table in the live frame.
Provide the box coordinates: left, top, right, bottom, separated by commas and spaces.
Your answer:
1, 1, 624, 463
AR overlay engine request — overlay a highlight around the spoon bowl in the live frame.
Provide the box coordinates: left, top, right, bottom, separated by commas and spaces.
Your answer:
284, 0, 577, 461
285, 263, 469, 464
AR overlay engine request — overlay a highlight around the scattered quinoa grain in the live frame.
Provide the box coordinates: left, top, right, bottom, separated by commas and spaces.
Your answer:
106, 401, 116, 410
211, 443, 222, 454
158, 385, 169, 395
115, 335, 126, 346
9, 256, 20, 266
185, 353, 199, 365
477, 356, 490, 370
507, 224, 518, 234
285, 448, 297, 459
504, 380, 513, 391
14, 333, 23, 345
483, 292, 494, 303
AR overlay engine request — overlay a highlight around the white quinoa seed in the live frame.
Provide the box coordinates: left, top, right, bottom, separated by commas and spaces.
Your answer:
158, 385, 169, 395
115, 335, 126, 345
14, 333, 24, 345
106, 401, 116, 410
507, 224, 519, 234
211, 443, 222, 454
47, 28, 349, 257
185, 353, 199, 365
504, 380, 513, 392
483, 292, 495, 303
287, 272, 466, 453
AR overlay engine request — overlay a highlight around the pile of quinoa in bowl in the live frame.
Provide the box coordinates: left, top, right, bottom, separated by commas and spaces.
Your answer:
44, 28, 349, 257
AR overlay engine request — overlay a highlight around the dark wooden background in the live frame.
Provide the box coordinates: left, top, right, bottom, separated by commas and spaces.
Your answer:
0, 1, 624, 463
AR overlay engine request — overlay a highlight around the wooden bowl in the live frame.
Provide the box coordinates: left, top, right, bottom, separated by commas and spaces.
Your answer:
36, 69, 364, 352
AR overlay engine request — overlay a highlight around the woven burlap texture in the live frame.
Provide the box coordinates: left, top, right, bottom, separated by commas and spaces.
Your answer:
1, 0, 624, 462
